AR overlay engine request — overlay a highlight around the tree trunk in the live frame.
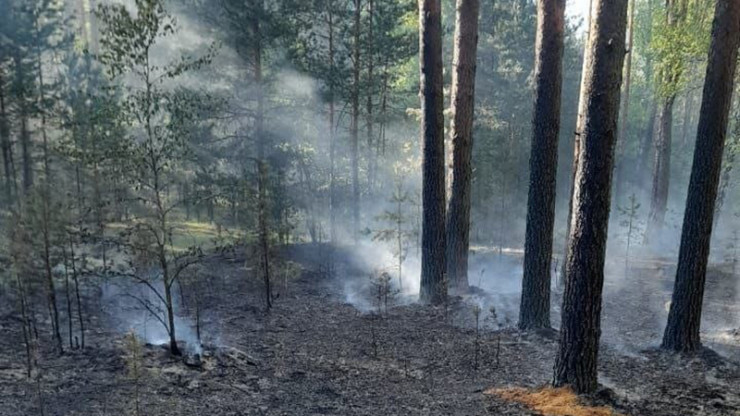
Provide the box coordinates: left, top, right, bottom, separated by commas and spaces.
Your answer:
328, 5, 337, 244
662, 0, 740, 353
613, 0, 636, 206
69, 239, 85, 349
351, 0, 362, 241
253, 1, 265, 161
0, 69, 11, 205
258, 160, 272, 311
562, 0, 593, 282
366, 0, 376, 193
418, 0, 446, 304
445, 0, 480, 293
646, 94, 675, 239
553, 0, 628, 394
636, 0, 656, 187
519, 0, 565, 330
43, 209, 64, 356
14, 52, 33, 194
638, 102, 658, 189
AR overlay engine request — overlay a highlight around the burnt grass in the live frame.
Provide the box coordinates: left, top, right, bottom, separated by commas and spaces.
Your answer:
2, 243, 740, 415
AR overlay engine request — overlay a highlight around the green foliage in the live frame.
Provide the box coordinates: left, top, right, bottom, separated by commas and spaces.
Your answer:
651, 0, 713, 98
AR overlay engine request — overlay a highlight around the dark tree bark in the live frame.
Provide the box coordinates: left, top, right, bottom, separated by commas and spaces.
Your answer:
662, 0, 740, 353
445, 0, 480, 293
519, 0, 565, 329
561, 0, 592, 283
418, 0, 446, 304
553, 0, 628, 394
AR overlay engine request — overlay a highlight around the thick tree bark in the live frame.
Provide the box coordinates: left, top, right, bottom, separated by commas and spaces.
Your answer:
418, 0, 446, 304
519, 0, 565, 330
662, 0, 740, 353
553, 0, 628, 394
561, 0, 592, 283
445, 0, 480, 293
351, 0, 362, 241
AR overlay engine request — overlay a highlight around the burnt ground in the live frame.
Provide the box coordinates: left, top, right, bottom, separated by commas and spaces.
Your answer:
2, 243, 740, 415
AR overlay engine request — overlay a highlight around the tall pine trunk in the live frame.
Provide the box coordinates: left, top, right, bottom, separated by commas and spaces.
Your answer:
445, 0, 480, 293
553, 0, 628, 394
662, 0, 740, 353
562, 0, 592, 282
519, 0, 565, 330
418, 0, 446, 304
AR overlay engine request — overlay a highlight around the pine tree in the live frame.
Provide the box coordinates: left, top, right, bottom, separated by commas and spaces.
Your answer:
662, 0, 740, 353
519, 0, 565, 330
553, 0, 629, 394
418, 0, 446, 304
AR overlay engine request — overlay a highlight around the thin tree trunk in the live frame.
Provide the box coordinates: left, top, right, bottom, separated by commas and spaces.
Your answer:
646, 94, 675, 239
351, 0, 362, 241
258, 161, 272, 310
63, 248, 74, 350
614, 0, 636, 206
446, 0, 480, 293
69, 238, 85, 349
662, 0, 740, 353
15, 272, 33, 378
519, 0, 565, 330
553, 0, 628, 394
34, 18, 51, 186
328, 5, 337, 244
253, 2, 265, 161
419, 0, 446, 304
638, 102, 658, 188
43, 208, 64, 356
0, 69, 12, 205
14, 52, 33, 194
681, 90, 694, 147
366, 0, 375, 193
646, 0, 682, 240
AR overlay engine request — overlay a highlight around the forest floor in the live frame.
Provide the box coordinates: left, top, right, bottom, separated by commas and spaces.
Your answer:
2, 243, 740, 415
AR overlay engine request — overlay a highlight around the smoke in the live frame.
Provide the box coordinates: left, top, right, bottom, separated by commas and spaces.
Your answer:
100, 273, 208, 355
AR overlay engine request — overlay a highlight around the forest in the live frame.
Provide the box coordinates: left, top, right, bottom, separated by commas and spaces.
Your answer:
1, 0, 740, 414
